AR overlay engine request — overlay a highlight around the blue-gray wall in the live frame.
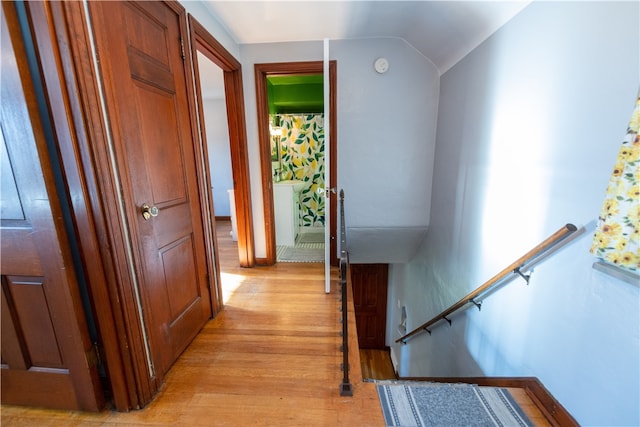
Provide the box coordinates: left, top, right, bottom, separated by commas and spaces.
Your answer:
388, 2, 639, 425
240, 38, 439, 260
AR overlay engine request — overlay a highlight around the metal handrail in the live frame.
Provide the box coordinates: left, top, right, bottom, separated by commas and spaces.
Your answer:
338, 190, 353, 396
396, 223, 578, 344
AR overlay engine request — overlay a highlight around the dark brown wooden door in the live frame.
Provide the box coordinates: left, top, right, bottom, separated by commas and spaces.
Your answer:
0, 3, 103, 411
88, 1, 212, 380
351, 264, 389, 349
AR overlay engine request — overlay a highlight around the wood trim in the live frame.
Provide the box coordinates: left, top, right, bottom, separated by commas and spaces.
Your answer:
1, 370, 76, 410
189, 16, 255, 269
46, 0, 170, 409
400, 376, 579, 426
24, 0, 148, 410
181, 14, 221, 318
254, 61, 338, 266
328, 61, 338, 267
2, 1, 104, 411
345, 264, 366, 384
186, 17, 222, 315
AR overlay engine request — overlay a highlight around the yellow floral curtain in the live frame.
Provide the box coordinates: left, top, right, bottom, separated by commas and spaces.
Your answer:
590, 94, 640, 272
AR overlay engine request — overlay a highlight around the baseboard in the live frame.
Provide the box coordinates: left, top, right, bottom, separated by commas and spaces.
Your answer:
215, 216, 231, 221
398, 376, 578, 427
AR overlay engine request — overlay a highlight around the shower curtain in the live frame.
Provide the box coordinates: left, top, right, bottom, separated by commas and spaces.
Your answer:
277, 113, 325, 228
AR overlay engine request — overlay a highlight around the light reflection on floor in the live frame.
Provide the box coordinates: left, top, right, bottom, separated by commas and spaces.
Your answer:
220, 272, 246, 303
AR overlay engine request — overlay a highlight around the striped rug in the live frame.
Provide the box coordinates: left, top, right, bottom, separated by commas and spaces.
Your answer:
377, 382, 533, 427
277, 243, 324, 263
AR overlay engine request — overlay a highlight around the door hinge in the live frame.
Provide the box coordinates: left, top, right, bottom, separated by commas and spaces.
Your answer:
86, 342, 102, 368
318, 187, 337, 198
180, 38, 186, 60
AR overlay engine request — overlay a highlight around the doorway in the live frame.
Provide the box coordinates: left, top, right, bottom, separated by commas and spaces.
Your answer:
189, 16, 255, 273
255, 61, 338, 266
270, 75, 325, 263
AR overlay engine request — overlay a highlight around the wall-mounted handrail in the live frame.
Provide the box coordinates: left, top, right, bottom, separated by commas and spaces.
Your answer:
396, 223, 578, 344
338, 190, 353, 396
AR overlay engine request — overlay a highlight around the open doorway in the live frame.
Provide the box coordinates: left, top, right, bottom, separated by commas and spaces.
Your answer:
255, 61, 338, 266
269, 74, 325, 262
188, 16, 255, 305
195, 52, 240, 268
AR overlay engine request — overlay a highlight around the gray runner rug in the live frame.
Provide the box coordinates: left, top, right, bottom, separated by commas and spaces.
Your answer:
377, 382, 533, 427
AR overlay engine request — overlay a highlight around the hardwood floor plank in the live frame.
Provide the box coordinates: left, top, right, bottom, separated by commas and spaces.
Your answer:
360, 349, 397, 381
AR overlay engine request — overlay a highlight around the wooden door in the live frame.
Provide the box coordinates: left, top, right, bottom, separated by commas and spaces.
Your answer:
351, 264, 389, 349
0, 2, 103, 411
88, 1, 212, 380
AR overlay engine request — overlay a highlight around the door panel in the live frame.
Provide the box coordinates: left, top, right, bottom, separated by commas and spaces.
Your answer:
0, 2, 103, 411
88, 0, 212, 380
351, 264, 389, 349
3, 276, 64, 368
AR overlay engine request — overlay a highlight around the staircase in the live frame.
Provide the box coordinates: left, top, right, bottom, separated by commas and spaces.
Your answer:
359, 349, 577, 426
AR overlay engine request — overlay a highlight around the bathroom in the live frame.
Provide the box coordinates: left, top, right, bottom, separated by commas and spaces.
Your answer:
268, 74, 326, 262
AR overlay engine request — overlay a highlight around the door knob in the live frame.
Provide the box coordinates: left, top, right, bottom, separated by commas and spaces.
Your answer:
141, 203, 159, 220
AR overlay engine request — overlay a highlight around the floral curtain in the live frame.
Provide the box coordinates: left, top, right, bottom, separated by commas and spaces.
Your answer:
590, 95, 640, 272
277, 114, 325, 227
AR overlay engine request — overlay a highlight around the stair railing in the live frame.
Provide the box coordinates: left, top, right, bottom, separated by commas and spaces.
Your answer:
396, 223, 578, 344
338, 190, 353, 396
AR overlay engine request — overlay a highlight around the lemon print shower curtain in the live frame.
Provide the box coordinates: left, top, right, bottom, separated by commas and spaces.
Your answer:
277, 113, 325, 228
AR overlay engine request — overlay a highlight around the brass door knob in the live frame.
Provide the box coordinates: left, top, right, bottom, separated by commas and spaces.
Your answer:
141, 203, 159, 220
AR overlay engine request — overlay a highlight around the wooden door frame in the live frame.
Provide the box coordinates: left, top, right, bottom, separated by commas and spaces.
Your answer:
188, 16, 254, 272
21, 0, 145, 410
255, 61, 338, 266
1, 1, 105, 411
188, 14, 255, 313
22, 0, 220, 410
351, 264, 389, 349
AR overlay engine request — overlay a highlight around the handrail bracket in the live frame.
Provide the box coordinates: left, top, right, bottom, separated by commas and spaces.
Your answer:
514, 267, 532, 285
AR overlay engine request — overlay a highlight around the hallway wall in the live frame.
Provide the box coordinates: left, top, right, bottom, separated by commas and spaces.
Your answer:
203, 98, 233, 216
240, 38, 439, 261
387, 2, 639, 425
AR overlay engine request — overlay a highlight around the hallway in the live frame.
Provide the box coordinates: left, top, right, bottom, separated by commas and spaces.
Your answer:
1, 221, 384, 426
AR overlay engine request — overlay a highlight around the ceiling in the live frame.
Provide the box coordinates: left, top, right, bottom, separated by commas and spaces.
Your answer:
202, 1, 531, 74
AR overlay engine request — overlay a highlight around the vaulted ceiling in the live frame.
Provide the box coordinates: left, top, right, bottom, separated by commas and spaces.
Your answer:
202, 0, 531, 74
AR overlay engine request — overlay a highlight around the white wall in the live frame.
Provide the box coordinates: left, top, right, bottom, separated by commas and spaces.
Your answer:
183, 1, 240, 59
331, 39, 439, 263
203, 98, 233, 216
240, 38, 439, 260
388, 2, 639, 426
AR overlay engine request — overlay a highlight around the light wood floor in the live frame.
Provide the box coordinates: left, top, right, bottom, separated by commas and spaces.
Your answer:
2, 221, 551, 426
360, 349, 397, 381
1, 221, 383, 426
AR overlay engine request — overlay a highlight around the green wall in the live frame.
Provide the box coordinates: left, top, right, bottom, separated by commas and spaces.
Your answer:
267, 74, 323, 114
